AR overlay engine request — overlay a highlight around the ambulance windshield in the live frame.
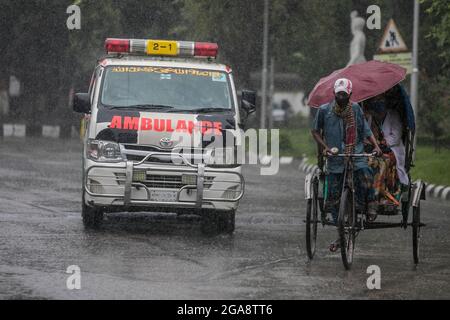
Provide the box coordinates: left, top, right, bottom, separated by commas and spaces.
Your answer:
101, 66, 233, 111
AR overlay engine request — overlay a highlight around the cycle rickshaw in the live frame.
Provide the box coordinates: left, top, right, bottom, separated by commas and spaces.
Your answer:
304, 61, 426, 270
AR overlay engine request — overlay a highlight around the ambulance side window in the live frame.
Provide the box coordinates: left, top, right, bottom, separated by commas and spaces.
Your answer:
88, 71, 96, 101
89, 67, 102, 105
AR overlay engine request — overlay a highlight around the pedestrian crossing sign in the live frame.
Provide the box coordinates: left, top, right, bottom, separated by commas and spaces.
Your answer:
378, 19, 409, 53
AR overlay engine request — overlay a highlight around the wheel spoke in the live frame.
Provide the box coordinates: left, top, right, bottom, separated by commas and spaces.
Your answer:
338, 188, 356, 269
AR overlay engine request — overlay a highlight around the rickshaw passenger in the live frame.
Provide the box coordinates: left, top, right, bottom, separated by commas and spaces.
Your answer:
364, 95, 409, 205
383, 107, 409, 185
311, 79, 382, 251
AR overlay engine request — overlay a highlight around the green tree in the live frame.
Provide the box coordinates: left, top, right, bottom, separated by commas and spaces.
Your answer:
417, 0, 450, 143
1, 1, 73, 126
0, 0, 122, 130
181, 0, 264, 88
116, 0, 182, 39
419, 76, 450, 151
422, 0, 450, 71
68, 0, 123, 91
0, 0, 184, 129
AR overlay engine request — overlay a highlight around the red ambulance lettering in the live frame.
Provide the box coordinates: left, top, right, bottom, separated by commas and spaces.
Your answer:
166, 119, 174, 132
141, 118, 152, 130
110, 116, 122, 129
200, 121, 213, 134
213, 121, 223, 135
154, 119, 165, 132
108, 116, 224, 135
123, 117, 139, 130
176, 120, 188, 132
187, 121, 195, 134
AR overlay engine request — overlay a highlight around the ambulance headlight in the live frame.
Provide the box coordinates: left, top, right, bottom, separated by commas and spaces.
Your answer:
87, 140, 124, 162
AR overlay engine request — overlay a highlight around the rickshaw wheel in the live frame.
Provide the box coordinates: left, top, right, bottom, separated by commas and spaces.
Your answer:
306, 178, 319, 260
401, 200, 409, 228
401, 183, 412, 228
412, 204, 421, 265
338, 188, 355, 270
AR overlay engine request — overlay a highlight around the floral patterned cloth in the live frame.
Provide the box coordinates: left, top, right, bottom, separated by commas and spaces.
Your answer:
367, 116, 401, 205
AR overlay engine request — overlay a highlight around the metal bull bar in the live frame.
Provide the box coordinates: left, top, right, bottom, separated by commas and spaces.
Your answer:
85, 152, 245, 208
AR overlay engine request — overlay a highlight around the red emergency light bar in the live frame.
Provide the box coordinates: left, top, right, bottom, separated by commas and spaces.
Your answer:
105, 38, 219, 58
105, 39, 130, 53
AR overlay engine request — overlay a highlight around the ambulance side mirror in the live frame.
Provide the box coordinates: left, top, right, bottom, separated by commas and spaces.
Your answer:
241, 90, 257, 116
73, 93, 91, 114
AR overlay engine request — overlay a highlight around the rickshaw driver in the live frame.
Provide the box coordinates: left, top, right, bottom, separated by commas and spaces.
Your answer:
311, 78, 383, 252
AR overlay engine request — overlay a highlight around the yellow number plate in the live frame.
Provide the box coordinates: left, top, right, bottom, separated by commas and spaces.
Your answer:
147, 40, 178, 56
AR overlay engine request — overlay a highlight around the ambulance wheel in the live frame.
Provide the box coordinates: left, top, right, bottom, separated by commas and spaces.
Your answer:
82, 192, 104, 229
218, 210, 236, 234
201, 209, 235, 235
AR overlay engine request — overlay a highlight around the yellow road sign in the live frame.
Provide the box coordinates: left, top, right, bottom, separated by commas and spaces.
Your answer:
374, 52, 412, 74
378, 19, 409, 53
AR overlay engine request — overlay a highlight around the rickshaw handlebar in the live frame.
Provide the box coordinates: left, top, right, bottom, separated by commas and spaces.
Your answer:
325, 152, 378, 158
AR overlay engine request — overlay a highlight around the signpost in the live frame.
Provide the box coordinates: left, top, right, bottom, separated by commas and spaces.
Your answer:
373, 18, 412, 74
260, 0, 269, 129
373, 52, 412, 74
410, 0, 420, 158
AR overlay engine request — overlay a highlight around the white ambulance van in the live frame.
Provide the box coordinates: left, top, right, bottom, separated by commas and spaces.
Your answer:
72, 39, 256, 234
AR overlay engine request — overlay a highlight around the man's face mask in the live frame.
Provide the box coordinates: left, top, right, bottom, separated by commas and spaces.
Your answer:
335, 92, 350, 108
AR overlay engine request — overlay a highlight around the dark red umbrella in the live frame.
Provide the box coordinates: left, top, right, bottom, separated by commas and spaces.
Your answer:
307, 60, 407, 108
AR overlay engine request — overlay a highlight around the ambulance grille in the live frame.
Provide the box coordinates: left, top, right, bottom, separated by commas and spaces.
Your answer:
115, 173, 214, 189
142, 175, 214, 189
122, 144, 207, 165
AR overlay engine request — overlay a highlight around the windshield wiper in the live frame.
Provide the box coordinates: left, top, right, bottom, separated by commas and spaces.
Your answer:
105, 104, 175, 110
180, 107, 232, 113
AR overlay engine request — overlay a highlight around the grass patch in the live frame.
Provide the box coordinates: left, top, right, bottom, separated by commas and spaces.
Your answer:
279, 128, 316, 158
411, 146, 450, 186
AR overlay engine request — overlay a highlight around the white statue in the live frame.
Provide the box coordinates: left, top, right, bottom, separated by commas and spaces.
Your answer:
347, 11, 367, 67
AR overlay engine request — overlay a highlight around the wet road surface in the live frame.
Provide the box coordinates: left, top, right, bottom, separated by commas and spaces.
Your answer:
0, 137, 449, 299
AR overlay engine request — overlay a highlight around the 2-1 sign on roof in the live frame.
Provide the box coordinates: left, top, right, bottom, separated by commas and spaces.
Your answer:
378, 19, 408, 53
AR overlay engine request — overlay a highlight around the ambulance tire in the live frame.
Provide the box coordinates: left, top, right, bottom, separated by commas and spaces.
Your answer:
201, 209, 235, 235
219, 210, 236, 234
82, 191, 104, 229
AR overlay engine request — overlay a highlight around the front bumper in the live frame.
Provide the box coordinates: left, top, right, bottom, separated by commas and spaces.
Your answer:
84, 152, 244, 211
